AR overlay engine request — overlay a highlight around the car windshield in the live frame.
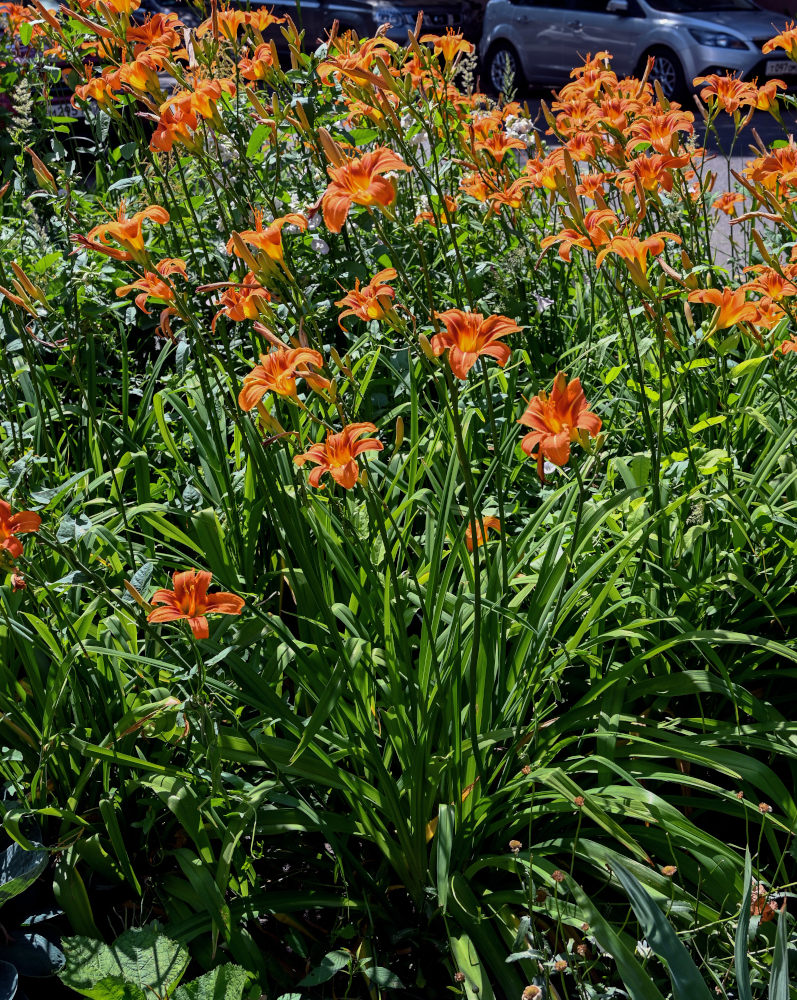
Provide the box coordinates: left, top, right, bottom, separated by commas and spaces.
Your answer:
645, 0, 759, 10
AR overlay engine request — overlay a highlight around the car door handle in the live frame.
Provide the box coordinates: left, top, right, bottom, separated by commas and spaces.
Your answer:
516, 13, 530, 21
566, 18, 583, 29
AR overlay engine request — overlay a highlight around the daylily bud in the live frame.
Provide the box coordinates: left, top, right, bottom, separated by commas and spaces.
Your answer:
419, 333, 436, 361
394, 415, 404, 450
26, 147, 57, 194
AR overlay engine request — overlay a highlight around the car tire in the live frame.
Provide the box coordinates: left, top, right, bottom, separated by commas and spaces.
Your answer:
486, 43, 525, 97
642, 47, 687, 104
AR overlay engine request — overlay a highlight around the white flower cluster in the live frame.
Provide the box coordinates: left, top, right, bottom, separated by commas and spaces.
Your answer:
505, 115, 536, 142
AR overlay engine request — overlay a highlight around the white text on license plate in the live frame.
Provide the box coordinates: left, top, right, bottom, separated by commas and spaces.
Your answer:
766, 59, 797, 76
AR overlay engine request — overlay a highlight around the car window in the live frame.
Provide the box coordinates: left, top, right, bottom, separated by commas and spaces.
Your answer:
565, 0, 643, 9
645, 0, 758, 10
567, 0, 612, 10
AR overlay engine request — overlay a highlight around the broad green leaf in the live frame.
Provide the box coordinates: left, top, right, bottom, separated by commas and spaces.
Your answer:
0, 842, 47, 906
172, 964, 250, 1000
59, 925, 189, 1000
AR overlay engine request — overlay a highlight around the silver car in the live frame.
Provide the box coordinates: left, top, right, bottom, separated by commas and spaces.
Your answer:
479, 0, 791, 101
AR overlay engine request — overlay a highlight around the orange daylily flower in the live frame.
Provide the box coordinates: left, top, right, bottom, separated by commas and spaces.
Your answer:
744, 140, 797, 191
227, 212, 307, 266
118, 46, 169, 96
775, 333, 797, 356
238, 346, 329, 409
335, 268, 397, 330
72, 65, 123, 107
597, 95, 638, 132
164, 78, 236, 129
115, 258, 186, 336
628, 109, 694, 154
473, 131, 526, 163
751, 296, 786, 332
321, 148, 411, 233
83, 201, 169, 263
431, 309, 520, 379
238, 43, 276, 81
564, 132, 598, 163
540, 209, 617, 263
713, 191, 744, 217
126, 11, 182, 52
459, 171, 492, 202
487, 177, 533, 214
762, 22, 797, 60
554, 97, 600, 137
196, 6, 283, 40
741, 266, 797, 301
524, 152, 565, 191
0, 500, 41, 562
755, 79, 786, 112
209, 273, 272, 330
414, 195, 458, 227
616, 152, 691, 194
99, 0, 140, 15
576, 172, 613, 200
317, 36, 396, 86
294, 423, 383, 489
465, 515, 501, 552
147, 569, 244, 639
150, 104, 199, 152
595, 231, 681, 289
687, 287, 759, 330
420, 29, 473, 62
518, 372, 601, 481
693, 73, 757, 115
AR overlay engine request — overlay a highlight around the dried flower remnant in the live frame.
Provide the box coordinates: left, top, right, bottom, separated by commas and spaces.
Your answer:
750, 880, 781, 923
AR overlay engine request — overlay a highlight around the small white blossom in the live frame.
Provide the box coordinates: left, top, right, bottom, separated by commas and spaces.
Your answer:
311, 236, 329, 255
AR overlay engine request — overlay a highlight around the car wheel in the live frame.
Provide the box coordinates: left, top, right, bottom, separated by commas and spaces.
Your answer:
486, 44, 525, 97
643, 47, 687, 103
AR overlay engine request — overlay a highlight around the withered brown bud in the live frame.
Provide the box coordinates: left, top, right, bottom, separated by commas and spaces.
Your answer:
509, 839, 522, 854
552, 869, 566, 883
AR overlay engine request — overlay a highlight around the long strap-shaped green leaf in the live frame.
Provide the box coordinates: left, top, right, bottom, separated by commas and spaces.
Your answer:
735, 849, 753, 1000
612, 862, 713, 1000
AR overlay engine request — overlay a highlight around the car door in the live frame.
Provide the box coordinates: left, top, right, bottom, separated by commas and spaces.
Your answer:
553, 0, 644, 78
506, 0, 571, 84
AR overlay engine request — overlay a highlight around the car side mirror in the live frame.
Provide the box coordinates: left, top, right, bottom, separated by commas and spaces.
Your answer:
606, 0, 629, 12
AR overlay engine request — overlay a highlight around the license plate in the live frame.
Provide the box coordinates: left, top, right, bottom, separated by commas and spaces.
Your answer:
49, 101, 82, 119
766, 59, 797, 76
